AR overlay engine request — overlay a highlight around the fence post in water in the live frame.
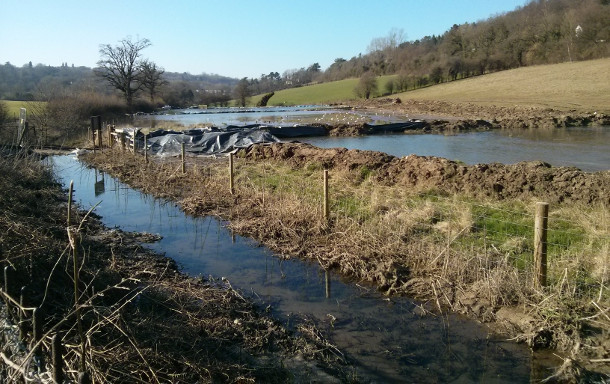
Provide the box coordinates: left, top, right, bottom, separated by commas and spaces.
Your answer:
229, 152, 234, 195
181, 143, 186, 173
323, 170, 329, 222
52, 333, 64, 384
534, 202, 549, 288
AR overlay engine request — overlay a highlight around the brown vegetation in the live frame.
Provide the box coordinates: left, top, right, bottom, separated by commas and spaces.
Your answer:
81, 144, 609, 380
0, 151, 350, 383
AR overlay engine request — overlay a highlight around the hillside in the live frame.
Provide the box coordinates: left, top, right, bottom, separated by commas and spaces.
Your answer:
255, 59, 609, 114
397, 58, 610, 112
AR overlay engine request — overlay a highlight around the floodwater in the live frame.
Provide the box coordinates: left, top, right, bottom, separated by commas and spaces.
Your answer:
50, 155, 560, 383
140, 107, 610, 172
301, 126, 610, 172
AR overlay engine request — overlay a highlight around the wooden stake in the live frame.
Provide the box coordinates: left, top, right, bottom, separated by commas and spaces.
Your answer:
67, 180, 73, 227
144, 135, 148, 163
19, 286, 27, 341
534, 202, 549, 288
181, 143, 186, 173
229, 152, 234, 195
68, 226, 86, 372
325, 270, 331, 299
323, 170, 329, 222
52, 333, 63, 384
32, 307, 42, 355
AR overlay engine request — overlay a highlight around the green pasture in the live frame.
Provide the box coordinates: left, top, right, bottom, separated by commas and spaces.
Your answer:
250, 58, 609, 113
1, 100, 46, 119
251, 75, 397, 106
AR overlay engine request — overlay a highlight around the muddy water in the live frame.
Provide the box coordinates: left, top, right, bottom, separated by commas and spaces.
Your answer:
50, 155, 559, 383
302, 126, 610, 172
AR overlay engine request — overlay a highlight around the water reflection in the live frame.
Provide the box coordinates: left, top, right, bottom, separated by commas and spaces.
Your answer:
49, 155, 559, 382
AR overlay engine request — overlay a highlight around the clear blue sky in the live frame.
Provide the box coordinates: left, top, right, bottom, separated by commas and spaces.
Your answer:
1, 0, 530, 79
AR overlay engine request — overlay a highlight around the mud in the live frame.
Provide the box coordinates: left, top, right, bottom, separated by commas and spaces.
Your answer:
343, 98, 610, 130
243, 142, 609, 206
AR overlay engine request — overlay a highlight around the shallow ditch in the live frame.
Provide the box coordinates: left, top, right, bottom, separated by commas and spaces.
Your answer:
49, 154, 561, 383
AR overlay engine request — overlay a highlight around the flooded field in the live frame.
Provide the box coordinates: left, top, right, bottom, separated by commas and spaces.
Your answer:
139, 107, 609, 172
50, 155, 561, 382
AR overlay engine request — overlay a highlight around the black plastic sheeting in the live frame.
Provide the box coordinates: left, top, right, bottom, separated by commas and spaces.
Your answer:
363, 121, 426, 133
143, 126, 279, 156
139, 120, 427, 156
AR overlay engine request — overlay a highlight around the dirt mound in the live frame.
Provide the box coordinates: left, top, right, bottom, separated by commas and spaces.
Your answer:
243, 142, 609, 205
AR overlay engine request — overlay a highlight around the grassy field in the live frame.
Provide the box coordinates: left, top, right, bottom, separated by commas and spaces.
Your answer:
396, 58, 610, 112
251, 75, 397, 106
1, 100, 46, 118
252, 58, 609, 113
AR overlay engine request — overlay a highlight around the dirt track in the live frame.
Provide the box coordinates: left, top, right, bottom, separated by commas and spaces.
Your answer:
243, 142, 610, 206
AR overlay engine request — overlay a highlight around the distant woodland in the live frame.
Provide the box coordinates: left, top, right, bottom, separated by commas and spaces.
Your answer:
1, 0, 608, 107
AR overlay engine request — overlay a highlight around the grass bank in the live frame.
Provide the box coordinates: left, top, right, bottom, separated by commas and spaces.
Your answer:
82, 146, 609, 381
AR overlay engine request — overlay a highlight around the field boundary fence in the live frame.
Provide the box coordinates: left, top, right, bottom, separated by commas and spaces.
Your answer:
107, 132, 609, 301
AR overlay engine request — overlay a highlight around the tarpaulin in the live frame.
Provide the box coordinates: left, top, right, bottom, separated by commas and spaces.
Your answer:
143, 126, 279, 156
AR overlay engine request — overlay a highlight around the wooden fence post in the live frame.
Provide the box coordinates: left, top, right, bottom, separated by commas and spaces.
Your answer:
32, 307, 42, 358
325, 270, 331, 299
181, 143, 186, 173
323, 170, 329, 222
229, 152, 234, 195
19, 286, 27, 341
144, 135, 148, 164
52, 333, 63, 384
4, 266, 16, 321
107, 124, 113, 148
120, 132, 126, 151
534, 202, 549, 288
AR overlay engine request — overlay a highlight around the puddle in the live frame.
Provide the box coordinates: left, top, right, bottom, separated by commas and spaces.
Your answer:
50, 155, 560, 383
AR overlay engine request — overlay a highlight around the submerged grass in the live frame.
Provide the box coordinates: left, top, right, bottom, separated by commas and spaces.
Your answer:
82, 147, 610, 378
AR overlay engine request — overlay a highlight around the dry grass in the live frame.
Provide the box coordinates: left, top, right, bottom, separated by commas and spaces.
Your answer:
0, 149, 354, 383
82, 148, 609, 367
395, 58, 610, 113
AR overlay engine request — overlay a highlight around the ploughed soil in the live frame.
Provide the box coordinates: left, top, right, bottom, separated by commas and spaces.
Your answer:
244, 142, 609, 206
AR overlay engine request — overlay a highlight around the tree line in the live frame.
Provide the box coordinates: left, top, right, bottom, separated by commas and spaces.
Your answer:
323, 0, 609, 90
232, 0, 609, 103
1, 0, 608, 112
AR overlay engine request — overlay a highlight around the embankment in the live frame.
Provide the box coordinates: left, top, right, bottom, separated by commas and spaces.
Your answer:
82, 144, 609, 380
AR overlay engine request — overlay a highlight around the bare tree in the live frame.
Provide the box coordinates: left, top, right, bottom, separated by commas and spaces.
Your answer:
96, 36, 151, 112
140, 60, 167, 103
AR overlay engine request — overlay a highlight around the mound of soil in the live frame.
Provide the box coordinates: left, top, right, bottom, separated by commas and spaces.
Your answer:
243, 142, 610, 205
